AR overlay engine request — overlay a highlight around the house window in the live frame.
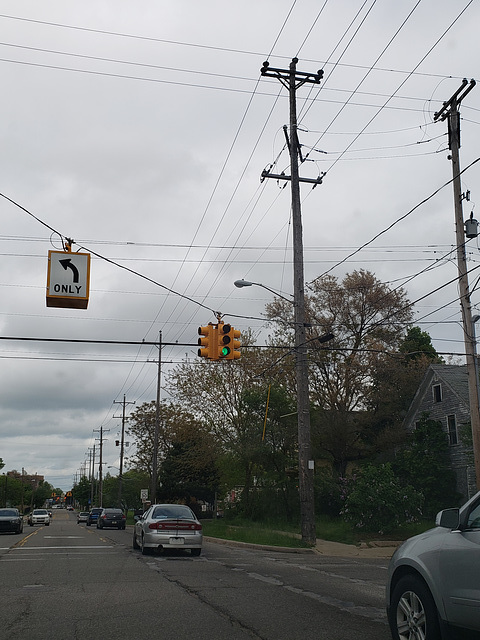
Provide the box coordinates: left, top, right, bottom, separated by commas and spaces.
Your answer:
447, 415, 458, 446
433, 384, 442, 402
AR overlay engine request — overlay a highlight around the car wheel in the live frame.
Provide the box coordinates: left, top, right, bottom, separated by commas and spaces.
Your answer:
45, 522, 50, 526
191, 548, 201, 557
132, 531, 140, 550
86, 522, 90, 526
389, 575, 441, 640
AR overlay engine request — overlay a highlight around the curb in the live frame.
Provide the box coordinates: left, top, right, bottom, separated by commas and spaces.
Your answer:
204, 536, 314, 553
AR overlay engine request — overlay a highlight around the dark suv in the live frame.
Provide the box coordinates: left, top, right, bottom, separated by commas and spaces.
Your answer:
86, 508, 103, 526
97, 508, 126, 530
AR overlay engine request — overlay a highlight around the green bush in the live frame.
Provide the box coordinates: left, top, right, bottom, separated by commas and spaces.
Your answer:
314, 467, 347, 517
341, 463, 423, 534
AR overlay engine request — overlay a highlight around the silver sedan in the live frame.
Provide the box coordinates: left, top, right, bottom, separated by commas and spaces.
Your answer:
133, 504, 202, 556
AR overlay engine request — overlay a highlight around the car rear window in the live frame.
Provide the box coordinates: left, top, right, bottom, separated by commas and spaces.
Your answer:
0, 509, 17, 516
152, 506, 194, 520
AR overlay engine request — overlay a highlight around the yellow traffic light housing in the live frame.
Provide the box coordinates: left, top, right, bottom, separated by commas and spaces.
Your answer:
198, 323, 217, 360
218, 322, 241, 360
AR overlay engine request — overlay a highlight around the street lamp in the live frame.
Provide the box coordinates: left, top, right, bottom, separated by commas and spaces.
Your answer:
234, 279, 293, 304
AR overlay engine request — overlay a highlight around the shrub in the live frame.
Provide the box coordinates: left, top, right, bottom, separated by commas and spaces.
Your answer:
341, 463, 423, 534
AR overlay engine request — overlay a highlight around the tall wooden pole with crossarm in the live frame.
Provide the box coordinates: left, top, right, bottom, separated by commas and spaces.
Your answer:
261, 58, 323, 545
434, 79, 479, 491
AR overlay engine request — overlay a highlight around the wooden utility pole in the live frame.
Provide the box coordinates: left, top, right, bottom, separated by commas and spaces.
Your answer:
261, 58, 323, 546
113, 394, 135, 508
88, 445, 95, 508
151, 331, 162, 504
94, 426, 109, 507
434, 79, 480, 490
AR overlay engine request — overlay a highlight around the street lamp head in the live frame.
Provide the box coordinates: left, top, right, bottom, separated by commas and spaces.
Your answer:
234, 279, 253, 288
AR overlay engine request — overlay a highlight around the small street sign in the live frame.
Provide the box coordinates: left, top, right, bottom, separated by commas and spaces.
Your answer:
46, 250, 91, 309
140, 489, 148, 502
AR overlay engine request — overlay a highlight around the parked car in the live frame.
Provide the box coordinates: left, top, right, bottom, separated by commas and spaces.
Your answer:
387, 490, 480, 640
27, 509, 50, 526
86, 508, 103, 526
133, 504, 202, 556
0, 508, 24, 534
77, 511, 90, 524
97, 508, 126, 530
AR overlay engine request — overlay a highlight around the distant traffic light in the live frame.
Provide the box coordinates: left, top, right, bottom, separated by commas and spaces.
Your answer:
198, 323, 216, 360
218, 323, 241, 360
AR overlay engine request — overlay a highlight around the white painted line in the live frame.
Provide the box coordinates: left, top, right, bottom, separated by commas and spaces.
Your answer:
11, 545, 114, 550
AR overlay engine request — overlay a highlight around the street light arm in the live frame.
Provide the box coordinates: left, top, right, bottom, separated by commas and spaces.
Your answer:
234, 279, 293, 304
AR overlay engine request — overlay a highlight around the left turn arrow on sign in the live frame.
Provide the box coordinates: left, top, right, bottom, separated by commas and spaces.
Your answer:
46, 250, 91, 309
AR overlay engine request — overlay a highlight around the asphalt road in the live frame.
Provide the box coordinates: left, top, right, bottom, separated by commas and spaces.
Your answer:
0, 509, 392, 640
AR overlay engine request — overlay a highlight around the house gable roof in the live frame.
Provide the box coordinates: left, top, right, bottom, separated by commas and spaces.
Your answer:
403, 364, 469, 428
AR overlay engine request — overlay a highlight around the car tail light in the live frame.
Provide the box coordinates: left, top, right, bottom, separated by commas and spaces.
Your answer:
148, 521, 202, 531
101, 514, 106, 519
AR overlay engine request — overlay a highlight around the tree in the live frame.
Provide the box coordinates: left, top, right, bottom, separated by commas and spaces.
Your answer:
266, 270, 414, 475
341, 463, 423, 534
127, 400, 203, 477
31, 481, 54, 509
102, 469, 150, 510
73, 476, 94, 510
365, 326, 443, 454
393, 414, 461, 518
127, 399, 218, 503
167, 338, 300, 518
399, 326, 443, 363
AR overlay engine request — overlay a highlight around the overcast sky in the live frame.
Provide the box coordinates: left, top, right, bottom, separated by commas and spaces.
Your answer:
1, 0, 479, 493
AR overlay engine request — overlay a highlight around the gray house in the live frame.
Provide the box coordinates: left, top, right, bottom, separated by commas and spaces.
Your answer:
403, 364, 476, 500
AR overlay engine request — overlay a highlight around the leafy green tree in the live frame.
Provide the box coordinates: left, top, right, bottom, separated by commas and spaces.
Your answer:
341, 463, 423, 534
158, 434, 220, 514
393, 414, 461, 518
1, 474, 22, 507
399, 326, 443, 363
31, 481, 54, 509
73, 476, 94, 510
167, 343, 300, 519
103, 470, 151, 510
128, 399, 219, 504
266, 270, 414, 475
233, 385, 299, 521
127, 400, 203, 477
364, 327, 442, 456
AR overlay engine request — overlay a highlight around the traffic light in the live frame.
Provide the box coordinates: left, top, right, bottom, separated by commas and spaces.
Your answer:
198, 323, 216, 360
217, 323, 241, 360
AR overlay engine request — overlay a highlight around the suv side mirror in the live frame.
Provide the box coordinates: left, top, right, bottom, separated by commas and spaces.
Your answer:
436, 508, 460, 529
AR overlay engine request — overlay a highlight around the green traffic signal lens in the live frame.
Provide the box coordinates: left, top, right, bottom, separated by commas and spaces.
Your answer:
221, 346, 230, 356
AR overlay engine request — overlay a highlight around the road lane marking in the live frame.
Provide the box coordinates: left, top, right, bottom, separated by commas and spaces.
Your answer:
11, 545, 114, 550
44, 536, 85, 540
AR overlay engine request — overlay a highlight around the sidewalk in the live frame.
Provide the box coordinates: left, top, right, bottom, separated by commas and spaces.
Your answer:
314, 537, 401, 558
205, 535, 402, 557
